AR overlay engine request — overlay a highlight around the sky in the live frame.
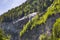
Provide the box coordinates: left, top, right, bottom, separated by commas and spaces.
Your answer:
0, 0, 26, 15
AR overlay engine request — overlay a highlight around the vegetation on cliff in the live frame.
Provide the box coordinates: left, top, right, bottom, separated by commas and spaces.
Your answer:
20, 0, 60, 37
0, 29, 11, 40
0, 0, 60, 40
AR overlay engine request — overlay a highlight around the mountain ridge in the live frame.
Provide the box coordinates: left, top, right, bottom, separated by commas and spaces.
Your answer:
0, 0, 60, 40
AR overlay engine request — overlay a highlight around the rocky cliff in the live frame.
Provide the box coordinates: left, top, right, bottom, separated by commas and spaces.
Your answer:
0, 0, 60, 40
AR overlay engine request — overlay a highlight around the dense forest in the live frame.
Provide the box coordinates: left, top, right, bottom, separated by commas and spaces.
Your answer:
0, 0, 60, 40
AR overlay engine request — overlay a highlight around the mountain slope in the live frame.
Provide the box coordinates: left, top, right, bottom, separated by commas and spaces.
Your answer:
0, 0, 53, 23
20, 0, 60, 37
0, 0, 60, 40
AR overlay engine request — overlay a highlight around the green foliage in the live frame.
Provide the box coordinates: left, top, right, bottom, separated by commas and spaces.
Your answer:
0, 29, 3, 40
52, 18, 60, 40
20, 21, 31, 37
0, 0, 53, 23
20, 14, 39, 37
38, 18, 60, 40
40, 18, 60, 40
0, 29, 11, 40
20, 0, 60, 37
39, 34, 46, 40
39, 34, 51, 40
34, 0, 60, 28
